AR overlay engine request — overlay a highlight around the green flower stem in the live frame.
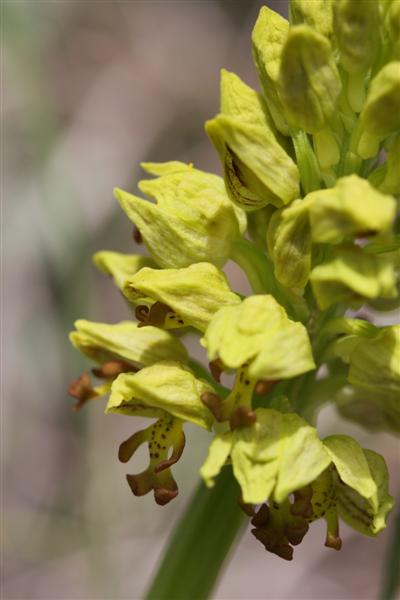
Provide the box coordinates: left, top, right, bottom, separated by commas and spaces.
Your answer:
145, 468, 245, 600
290, 128, 321, 194
231, 238, 309, 323
380, 508, 400, 600
230, 237, 276, 295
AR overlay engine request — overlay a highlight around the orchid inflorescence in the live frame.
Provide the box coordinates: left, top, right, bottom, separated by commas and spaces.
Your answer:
69, 0, 399, 561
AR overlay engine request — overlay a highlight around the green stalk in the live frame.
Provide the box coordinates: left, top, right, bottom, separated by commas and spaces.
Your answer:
380, 509, 400, 600
290, 128, 321, 194
230, 238, 309, 323
230, 237, 276, 295
146, 468, 245, 600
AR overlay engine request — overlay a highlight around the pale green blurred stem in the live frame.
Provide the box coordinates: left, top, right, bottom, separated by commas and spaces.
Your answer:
145, 468, 245, 600
380, 508, 400, 600
290, 128, 321, 194
230, 237, 277, 294
230, 238, 309, 323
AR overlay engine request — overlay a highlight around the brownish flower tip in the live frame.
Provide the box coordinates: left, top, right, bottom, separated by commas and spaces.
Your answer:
119, 443, 132, 463
237, 495, 256, 517
251, 528, 294, 561
325, 533, 343, 551
126, 473, 154, 497
68, 372, 97, 411
200, 391, 225, 422
154, 486, 179, 506
154, 431, 186, 474
272, 542, 293, 561
209, 359, 225, 383
119, 430, 145, 463
132, 225, 142, 244
92, 359, 137, 379
229, 406, 256, 430
126, 473, 141, 496
285, 521, 309, 546
254, 380, 279, 396
251, 503, 270, 528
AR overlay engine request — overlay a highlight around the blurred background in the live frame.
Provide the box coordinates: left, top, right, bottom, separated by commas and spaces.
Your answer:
2, 1, 399, 598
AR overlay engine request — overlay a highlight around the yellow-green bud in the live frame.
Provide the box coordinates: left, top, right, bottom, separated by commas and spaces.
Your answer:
333, 0, 380, 74
206, 71, 300, 210
115, 162, 242, 269
310, 245, 397, 309
308, 175, 396, 244
357, 62, 400, 157
252, 6, 290, 135
279, 25, 342, 133
344, 325, 400, 396
267, 198, 312, 289
324, 437, 394, 536
289, 0, 334, 39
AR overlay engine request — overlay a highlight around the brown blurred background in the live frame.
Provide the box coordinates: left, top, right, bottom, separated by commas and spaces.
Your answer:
2, 1, 399, 598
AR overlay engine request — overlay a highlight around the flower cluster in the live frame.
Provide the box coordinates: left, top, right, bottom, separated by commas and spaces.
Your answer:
69, 1, 399, 560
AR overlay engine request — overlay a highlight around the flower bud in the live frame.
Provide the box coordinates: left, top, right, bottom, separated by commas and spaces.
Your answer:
323, 435, 377, 502
336, 449, 394, 536
267, 198, 312, 289
289, 0, 334, 39
252, 6, 290, 135
268, 175, 396, 290
308, 175, 396, 244
310, 245, 397, 309
323, 435, 394, 536
206, 70, 300, 210
357, 62, 400, 157
333, 0, 380, 74
343, 325, 400, 396
279, 25, 341, 133
115, 162, 243, 269
336, 383, 400, 434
